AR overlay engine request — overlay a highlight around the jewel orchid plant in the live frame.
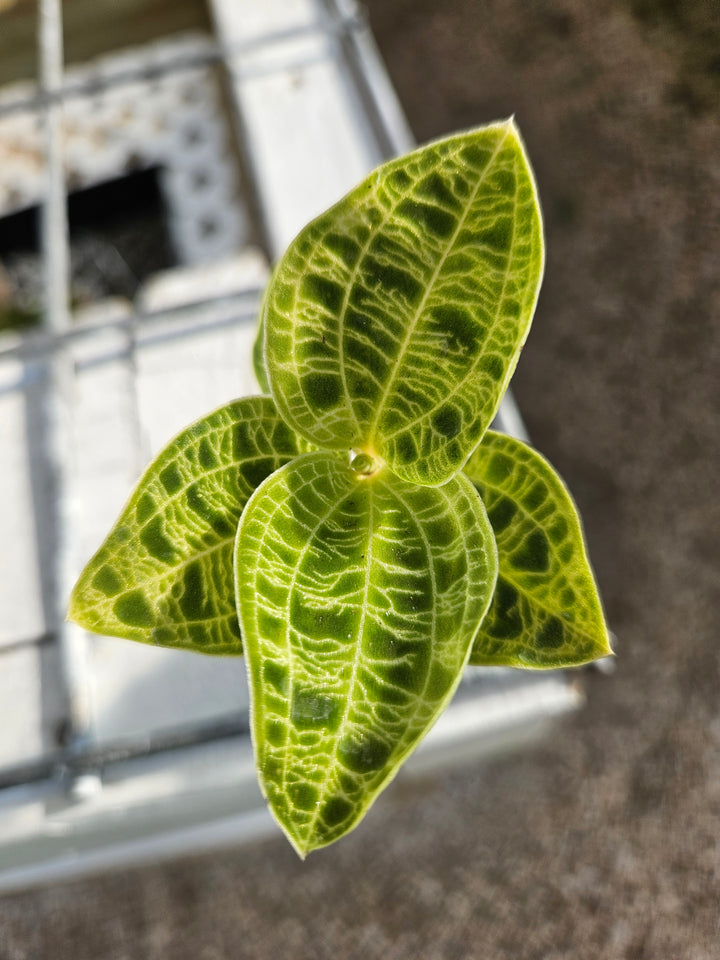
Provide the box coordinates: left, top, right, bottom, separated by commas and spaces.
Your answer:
70, 119, 611, 856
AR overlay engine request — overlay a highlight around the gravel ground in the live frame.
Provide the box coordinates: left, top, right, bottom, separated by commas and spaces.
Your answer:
1, 2, 719, 957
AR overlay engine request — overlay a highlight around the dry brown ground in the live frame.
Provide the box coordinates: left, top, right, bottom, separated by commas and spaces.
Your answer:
1, 2, 719, 958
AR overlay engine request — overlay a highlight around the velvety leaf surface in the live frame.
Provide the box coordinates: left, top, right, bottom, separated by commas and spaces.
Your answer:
264, 119, 544, 485
464, 431, 612, 668
69, 397, 307, 654
236, 451, 497, 855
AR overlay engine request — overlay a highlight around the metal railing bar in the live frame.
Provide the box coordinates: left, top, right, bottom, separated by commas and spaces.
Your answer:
0, 288, 263, 363
80, 312, 257, 365
318, 0, 398, 162
39, 0, 69, 340
38, 0, 94, 765
0, 14, 364, 121
0, 712, 250, 793
0, 632, 56, 657
0, 663, 578, 793
325, 0, 416, 157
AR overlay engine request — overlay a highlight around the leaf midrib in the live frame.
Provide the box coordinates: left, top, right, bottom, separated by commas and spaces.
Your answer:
301, 481, 375, 849
368, 125, 512, 445
378, 149, 524, 448
96, 447, 292, 571
97, 536, 232, 612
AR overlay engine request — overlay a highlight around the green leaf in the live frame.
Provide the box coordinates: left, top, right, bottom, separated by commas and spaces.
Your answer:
69, 397, 308, 654
236, 451, 497, 856
253, 273, 272, 394
264, 119, 544, 485
464, 431, 612, 668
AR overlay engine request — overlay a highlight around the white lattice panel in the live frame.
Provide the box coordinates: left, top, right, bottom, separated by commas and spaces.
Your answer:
0, 34, 249, 265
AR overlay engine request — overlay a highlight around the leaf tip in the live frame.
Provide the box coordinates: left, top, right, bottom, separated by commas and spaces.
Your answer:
597, 628, 616, 661
275, 819, 312, 860
291, 841, 309, 862
495, 114, 521, 146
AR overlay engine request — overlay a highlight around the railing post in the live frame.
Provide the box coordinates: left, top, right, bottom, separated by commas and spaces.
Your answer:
39, 0, 96, 788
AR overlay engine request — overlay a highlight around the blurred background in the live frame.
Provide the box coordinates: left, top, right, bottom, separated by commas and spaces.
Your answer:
0, 0, 718, 957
